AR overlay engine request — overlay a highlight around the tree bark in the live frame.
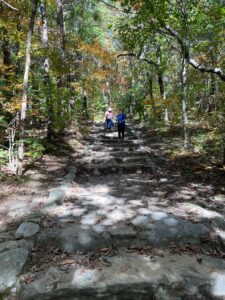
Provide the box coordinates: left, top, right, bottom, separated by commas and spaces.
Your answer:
17, 0, 38, 175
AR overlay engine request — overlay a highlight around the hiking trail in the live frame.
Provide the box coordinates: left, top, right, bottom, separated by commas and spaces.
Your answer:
1, 123, 225, 299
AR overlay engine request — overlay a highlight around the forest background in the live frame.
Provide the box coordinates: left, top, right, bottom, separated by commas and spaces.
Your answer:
0, 0, 224, 175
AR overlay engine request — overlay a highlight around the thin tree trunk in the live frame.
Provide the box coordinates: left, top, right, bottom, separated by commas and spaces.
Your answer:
15, 20, 22, 76
2, 34, 11, 67
56, 0, 66, 84
207, 73, 216, 112
83, 92, 88, 116
181, 54, 188, 148
2, 30, 12, 101
179, 0, 189, 147
17, 0, 38, 175
56, 0, 66, 52
157, 70, 169, 122
55, 0, 66, 121
156, 47, 169, 123
2, 28, 12, 89
147, 72, 156, 117
40, 1, 54, 140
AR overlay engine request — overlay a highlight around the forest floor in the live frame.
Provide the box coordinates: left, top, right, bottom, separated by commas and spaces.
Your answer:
1, 121, 225, 299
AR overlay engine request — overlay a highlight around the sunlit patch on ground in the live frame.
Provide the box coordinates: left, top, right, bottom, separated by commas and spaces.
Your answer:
211, 272, 225, 297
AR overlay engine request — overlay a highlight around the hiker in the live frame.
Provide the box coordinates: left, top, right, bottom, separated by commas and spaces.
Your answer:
105, 107, 114, 130
117, 108, 126, 139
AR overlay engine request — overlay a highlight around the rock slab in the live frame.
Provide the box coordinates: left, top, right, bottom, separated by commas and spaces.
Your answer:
0, 248, 29, 294
18, 253, 225, 300
132, 212, 210, 246
38, 225, 113, 253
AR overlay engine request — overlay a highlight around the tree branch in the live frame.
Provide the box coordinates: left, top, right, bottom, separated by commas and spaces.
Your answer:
0, 0, 18, 11
99, 0, 125, 13
117, 53, 136, 58
164, 25, 225, 81
0, 144, 8, 150
117, 52, 158, 68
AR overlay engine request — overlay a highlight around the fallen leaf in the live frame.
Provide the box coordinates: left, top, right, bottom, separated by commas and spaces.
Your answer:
59, 259, 76, 266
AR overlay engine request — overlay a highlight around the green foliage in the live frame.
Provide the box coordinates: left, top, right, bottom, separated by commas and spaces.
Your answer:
0, 116, 8, 126
0, 149, 8, 166
24, 138, 45, 161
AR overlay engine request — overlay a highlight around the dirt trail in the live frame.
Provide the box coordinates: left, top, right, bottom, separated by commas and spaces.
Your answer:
1, 123, 225, 299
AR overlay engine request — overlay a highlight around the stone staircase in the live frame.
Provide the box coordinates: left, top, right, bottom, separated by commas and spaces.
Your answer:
1, 123, 225, 299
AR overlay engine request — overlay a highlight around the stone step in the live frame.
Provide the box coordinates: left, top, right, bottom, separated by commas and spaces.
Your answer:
85, 150, 151, 158
77, 162, 153, 175
91, 145, 139, 152
76, 155, 151, 165
100, 138, 134, 143
18, 253, 225, 299
98, 134, 135, 139
85, 140, 137, 148
99, 141, 138, 148
36, 213, 210, 254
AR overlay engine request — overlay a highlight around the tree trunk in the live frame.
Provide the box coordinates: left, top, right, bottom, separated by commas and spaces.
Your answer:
83, 92, 88, 117
56, 0, 66, 52
147, 72, 156, 117
156, 46, 169, 123
2, 35, 11, 67
15, 21, 22, 76
181, 54, 188, 148
55, 0, 66, 121
2, 28, 12, 83
40, 1, 54, 140
1, 30, 12, 101
56, 0, 66, 85
17, 0, 38, 175
157, 70, 169, 122
207, 73, 216, 112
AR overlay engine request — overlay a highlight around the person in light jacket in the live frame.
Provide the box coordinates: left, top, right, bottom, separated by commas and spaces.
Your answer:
105, 107, 114, 130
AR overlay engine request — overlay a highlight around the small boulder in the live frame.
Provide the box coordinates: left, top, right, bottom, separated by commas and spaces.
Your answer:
48, 188, 65, 205
15, 222, 40, 239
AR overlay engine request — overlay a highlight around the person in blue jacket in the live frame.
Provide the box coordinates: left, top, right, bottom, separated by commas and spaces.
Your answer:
117, 108, 126, 139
